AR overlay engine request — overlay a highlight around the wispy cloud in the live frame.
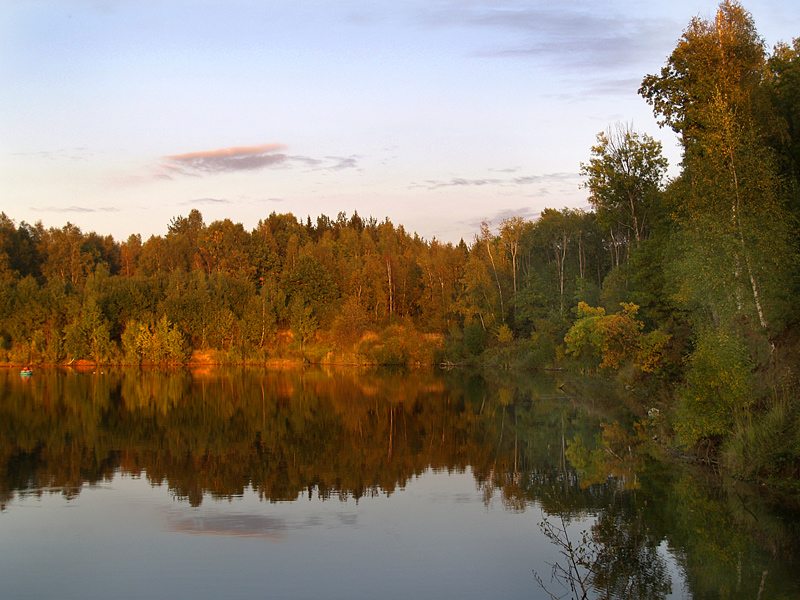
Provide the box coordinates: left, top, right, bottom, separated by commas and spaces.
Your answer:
460, 206, 543, 236
160, 145, 361, 179
163, 144, 288, 176
416, 1, 676, 72
453, 207, 540, 240
178, 196, 285, 207
179, 197, 233, 206
412, 171, 579, 190
13, 147, 93, 161
488, 206, 540, 224
290, 154, 361, 171
326, 156, 359, 171
411, 177, 502, 190
32, 205, 120, 213
511, 172, 578, 185
288, 155, 325, 168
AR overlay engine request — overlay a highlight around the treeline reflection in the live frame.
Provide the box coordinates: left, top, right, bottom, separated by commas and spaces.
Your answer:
2, 367, 619, 508
2, 367, 799, 598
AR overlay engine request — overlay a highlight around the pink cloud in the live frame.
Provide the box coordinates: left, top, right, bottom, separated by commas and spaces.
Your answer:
164, 143, 288, 174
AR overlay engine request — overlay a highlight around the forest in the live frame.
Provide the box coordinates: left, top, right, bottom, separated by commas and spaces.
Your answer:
1, 2, 799, 485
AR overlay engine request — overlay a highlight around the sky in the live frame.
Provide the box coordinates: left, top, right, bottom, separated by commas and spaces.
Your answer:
2, 0, 798, 245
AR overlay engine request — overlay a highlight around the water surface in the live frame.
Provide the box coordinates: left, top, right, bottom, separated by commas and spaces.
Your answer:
1, 367, 798, 599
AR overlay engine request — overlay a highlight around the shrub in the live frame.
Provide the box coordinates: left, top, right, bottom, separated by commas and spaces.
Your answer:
331, 297, 370, 347
722, 395, 800, 485
564, 302, 670, 376
122, 316, 189, 365
675, 327, 753, 447
463, 321, 486, 356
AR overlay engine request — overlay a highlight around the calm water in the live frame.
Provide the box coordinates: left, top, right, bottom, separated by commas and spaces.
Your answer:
1, 366, 798, 599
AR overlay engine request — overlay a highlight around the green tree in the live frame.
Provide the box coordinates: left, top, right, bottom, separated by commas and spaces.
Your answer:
281, 253, 339, 312
676, 325, 753, 446
458, 242, 500, 331
478, 220, 508, 322
533, 208, 583, 317
581, 123, 668, 246
240, 279, 281, 349
83, 232, 121, 275
0, 214, 18, 282
40, 223, 94, 284
639, 1, 765, 145
289, 296, 317, 349
764, 39, 800, 192
63, 295, 113, 363
136, 235, 167, 276
637, 1, 800, 463
197, 219, 252, 276
642, 0, 793, 333
565, 302, 670, 375
499, 216, 529, 326
122, 315, 189, 364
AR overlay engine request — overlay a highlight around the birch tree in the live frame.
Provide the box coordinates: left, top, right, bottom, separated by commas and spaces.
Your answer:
581, 123, 668, 247
640, 0, 792, 332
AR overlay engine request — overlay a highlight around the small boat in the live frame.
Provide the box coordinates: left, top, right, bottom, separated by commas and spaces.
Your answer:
20, 367, 33, 378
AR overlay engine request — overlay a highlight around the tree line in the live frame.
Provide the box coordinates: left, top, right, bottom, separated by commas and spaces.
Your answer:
1, 1, 799, 483
0, 203, 621, 366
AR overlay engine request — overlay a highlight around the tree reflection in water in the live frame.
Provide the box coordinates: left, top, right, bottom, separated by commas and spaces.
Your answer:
1, 366, 798, 598
534, 498, 672, 600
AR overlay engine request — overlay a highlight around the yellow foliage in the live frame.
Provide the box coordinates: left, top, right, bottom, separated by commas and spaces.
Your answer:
496, 324, 514, 344
566, 302, 671, 375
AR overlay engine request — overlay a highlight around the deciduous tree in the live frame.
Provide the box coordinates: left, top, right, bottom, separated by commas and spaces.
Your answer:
581, 123, 668, 246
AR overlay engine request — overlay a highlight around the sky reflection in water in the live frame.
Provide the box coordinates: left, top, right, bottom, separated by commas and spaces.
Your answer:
1, 367, 798, 599
2, 468, 594, 600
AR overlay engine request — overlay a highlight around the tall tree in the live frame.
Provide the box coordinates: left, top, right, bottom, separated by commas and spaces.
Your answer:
478, 220, 507, 323
458, 246, 498, 331
196, 219, 252, 276
533, 209, 582, 318
638, 0, 800, 449
120, 234, 142, 277
0, 214, 17, 282
639, 1, 765, 146
640, 0, 791, 333
581, 123, 668, 246
499, 216, 529, 325
764, 38, 800, 215
165, 209, 205, 273
40, 223, 94, 284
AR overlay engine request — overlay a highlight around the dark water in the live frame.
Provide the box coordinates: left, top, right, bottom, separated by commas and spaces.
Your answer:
1, 366, 798, 599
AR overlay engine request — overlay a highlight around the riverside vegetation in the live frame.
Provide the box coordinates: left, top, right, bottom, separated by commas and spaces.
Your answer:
2, 2, 799, 489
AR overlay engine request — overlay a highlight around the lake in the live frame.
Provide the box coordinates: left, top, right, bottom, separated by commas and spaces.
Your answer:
1, 366, 798, 599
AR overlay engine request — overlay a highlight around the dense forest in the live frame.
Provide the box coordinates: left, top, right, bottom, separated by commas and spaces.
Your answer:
2, 2, 799, 484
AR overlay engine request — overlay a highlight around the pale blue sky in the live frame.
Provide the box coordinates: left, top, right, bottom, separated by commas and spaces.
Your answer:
2, 1, 798, 243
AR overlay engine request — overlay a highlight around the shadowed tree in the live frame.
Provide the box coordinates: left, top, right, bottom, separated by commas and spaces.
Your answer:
120, 234, 142, 277
641, 0, 793, 333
